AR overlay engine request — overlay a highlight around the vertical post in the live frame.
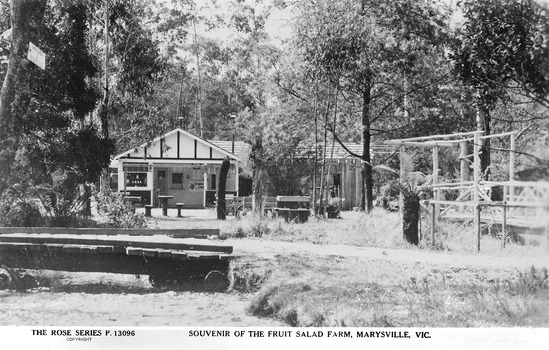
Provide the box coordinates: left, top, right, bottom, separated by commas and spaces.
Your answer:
509, 133, 516, 202
230, 115, 236, 154
459, 142, 469, 189
235, 164, 239, 197
432, 146, 440, 221
502, 202, 507, 250
477, 204, 482, 252
203, 171, 207, 208
431, 202, 436, 246
473, 132, 481, 244
122, 162, 126, 195
118, 161, 124, 192
342, 160, 347, 209
355, 162, 360, 210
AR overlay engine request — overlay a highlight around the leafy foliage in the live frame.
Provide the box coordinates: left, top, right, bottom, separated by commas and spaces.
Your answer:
0, 184, 43, 227
453, 0, 549, 108
94, 189, 147, 228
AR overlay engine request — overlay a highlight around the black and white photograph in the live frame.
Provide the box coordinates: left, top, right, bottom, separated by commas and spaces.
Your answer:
0, 0, 548, 349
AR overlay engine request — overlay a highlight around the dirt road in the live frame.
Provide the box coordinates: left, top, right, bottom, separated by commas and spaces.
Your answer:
227, 238, 549, 269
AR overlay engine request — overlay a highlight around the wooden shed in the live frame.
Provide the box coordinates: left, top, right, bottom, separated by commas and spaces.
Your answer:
110, 128, 240, 208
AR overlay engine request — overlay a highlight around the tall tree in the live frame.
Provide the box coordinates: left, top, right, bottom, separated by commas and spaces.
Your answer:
452, 0, 549, 178
295, 0, 452, 212
0, 0, 46, 193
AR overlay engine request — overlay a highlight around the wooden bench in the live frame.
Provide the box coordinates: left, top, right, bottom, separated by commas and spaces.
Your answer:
0, 227, 232, 289
275, 196, 311, 223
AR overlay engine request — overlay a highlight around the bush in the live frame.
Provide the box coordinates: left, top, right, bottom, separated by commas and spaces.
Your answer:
94, 189, 147, 228
0, 199, 43, 227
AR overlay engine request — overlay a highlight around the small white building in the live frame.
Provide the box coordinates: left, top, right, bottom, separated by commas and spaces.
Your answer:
110, 128, 240, 208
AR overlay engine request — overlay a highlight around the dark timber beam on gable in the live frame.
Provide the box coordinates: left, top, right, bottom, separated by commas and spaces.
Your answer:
177, 131, 180, 159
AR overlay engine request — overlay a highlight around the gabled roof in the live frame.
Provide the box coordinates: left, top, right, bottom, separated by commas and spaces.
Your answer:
113, 128, 240, 162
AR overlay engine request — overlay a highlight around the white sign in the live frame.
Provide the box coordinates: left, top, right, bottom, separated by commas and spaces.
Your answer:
27, 41, 45, 70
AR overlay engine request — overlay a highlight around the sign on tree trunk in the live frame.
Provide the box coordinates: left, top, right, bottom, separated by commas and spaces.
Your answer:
27, 42, 45, 70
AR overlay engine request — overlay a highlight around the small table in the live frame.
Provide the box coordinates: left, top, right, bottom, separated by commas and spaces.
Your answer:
176, 203, 185, 218
158, 195, 173, 216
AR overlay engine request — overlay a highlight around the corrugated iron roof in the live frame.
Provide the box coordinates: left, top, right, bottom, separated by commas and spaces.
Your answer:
209, 140, 396, 160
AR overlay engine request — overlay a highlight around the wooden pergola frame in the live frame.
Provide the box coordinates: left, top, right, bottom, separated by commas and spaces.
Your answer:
384, 130, 521, 251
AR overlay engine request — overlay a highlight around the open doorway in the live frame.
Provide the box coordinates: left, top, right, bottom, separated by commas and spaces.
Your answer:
155, 168, 168, 206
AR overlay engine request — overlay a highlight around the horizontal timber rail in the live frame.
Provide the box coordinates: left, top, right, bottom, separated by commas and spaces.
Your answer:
424, 200, 549, 209
0, 227, 219, 238
0, 235, 232, 254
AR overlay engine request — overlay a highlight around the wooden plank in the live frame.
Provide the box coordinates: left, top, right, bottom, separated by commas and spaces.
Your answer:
63, 245, 83, 254
95, 245, 114, 254
27, 243, 45, 252
126, 247, 142, 256
4, 242, 35, 250
187, 253, 220, 260
0, 242, 40, 251
171, 251, 187, 261
384, 131, 481, 144
80, 246, 98, 254
0, 227, 220, 238
276, 196, 310, 202
157, 249, 172, 259
385, 140, 458, 147
0, 236, 233, 254
46, 243, 64, 252
142, 248, 158, 258
478, 131, 517, 140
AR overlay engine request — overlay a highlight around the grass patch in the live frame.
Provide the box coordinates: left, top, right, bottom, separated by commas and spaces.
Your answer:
219, 209, 545, 258
234, 253, 549, 327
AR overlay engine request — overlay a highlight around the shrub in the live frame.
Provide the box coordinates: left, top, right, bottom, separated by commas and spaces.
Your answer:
0, 183, 44, 227
0, 198, 43, 227
94, 189, 147, 228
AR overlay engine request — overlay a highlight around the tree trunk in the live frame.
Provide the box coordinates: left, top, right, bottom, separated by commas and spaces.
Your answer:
100, 0, 109, 140
250, 135, 263, 214
192, 18, 203, 138
361, 79, 374, 213
318, 83, 332, 216
319, 94, 329, 216
217, 157, 230, 220
478, 105, 491, 180
402, 192, 420, 245
326, 80, 339, 207
311, 82, 319, 214
0, 0, 46, 193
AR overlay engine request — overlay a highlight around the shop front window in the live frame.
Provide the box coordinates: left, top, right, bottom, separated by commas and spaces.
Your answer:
126, 173, 147, 187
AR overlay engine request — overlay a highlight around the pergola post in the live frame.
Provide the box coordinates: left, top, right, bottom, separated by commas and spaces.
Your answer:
432, 146, 440, 222
459, 142, 469, 191
473, 132, 481, 250
203, 171, 208, 207
509, 133, 516, 202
